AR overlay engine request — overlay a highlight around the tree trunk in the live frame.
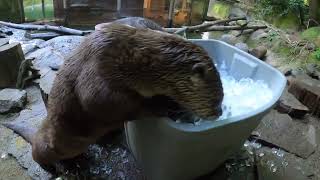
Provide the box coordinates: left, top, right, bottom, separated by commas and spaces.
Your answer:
309, 0, 320, 27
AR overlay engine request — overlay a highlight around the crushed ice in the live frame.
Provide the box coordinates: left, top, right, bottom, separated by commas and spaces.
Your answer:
177, 61, 273, 123
217, 61, 273, 121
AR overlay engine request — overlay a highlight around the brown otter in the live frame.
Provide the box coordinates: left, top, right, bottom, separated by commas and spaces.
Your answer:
4, 23, 223, 171
95, 17, 164, 31
50, 17, 164, 71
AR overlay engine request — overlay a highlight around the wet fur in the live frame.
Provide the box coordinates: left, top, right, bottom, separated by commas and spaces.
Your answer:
4, 23, 224, 170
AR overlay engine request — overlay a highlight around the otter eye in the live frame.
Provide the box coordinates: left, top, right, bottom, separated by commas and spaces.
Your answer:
192, 63, 207, 77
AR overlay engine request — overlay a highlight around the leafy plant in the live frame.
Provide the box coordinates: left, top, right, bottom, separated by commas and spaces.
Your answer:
313, 48, 320, 61
257, 0, 307, 20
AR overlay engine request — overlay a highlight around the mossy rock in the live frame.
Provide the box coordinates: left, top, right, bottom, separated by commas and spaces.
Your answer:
272, 12, 300, 30
207, 1, 231, 19
302, 27, 320, 47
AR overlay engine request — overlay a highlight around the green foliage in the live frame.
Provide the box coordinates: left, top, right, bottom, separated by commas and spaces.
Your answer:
302, 27, 320, 40
24, 0, 54, 21
257, 0, 307, 18
267, 31, 278, 41
313, 48, 320, 61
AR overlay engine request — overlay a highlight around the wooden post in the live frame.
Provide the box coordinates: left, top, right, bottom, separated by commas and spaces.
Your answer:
0, 42, 24, 88
42, 0, 46, 18
168, 0, 175, 27
18, 0, 25, 23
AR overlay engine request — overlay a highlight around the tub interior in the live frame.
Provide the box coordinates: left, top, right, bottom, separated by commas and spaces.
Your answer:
164, 39, 287, 130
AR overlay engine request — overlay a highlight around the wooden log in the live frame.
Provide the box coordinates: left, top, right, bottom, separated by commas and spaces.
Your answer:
0, 21, 91, 35
25, 32, 62, 40
164, 24, 267, 34
0, 42, 24, 88
288, 75, 320, 117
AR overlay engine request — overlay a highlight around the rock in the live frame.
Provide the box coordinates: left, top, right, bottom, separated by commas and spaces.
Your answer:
250, 46, 268, 59
0, 42, 24, 88
26, 47, 64, 70
306, 43, 316, 51
220, 34, 237, 45
249, 29, 268, 41
21, 43, 37, 55
288, 74, 320, 117
290, 68, 305, 76
20, 39, 45, 55
0, 38, 9, 47
0, 89, 27, 114
264, 51, 280, 67
37, 68, 57, 104
0, 154, 32, 180
38, 36, 83, 56
276, 89, 309, 118
254, 110, 317, 158
306, 63, 320, 79
282, 68, 305, 77
255, 147, 314, 180
229, 7, 246, 18
235, 42, 249, 52
207, 1, 231, 19
1, 86, 145, 179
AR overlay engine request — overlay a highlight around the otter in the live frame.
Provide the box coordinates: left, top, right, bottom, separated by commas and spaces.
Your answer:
50, 17, 164, 71
3, 23, 223, 171
95, 17, 164, 31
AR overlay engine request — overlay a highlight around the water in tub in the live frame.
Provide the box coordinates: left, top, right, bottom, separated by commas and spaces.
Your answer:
176, 61, 273, 124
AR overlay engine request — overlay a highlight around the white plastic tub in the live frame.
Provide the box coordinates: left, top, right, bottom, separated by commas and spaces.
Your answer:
124, 39, 287, 180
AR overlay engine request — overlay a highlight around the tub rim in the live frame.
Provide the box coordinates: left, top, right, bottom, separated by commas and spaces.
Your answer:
150, 39, 287, 132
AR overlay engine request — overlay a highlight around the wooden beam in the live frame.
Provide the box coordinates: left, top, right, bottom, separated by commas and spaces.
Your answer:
42, 0, 46, 18
168, 0, 176, 27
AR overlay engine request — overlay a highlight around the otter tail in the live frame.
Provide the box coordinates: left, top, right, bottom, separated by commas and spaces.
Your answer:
2, 121, 36, 144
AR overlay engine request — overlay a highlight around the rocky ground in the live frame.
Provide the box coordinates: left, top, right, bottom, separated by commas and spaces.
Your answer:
1, 8, 320, 180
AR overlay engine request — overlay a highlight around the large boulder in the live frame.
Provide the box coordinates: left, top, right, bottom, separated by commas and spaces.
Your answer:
229, 7, 246, 18
254, 110, 317, 159
288, 74, 320, 117
249, 46, 268, 60
207, 0, 231, 19
276, 89, 309, 119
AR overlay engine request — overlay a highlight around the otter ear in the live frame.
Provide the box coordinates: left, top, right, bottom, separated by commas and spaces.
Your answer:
192, 63, 207, 77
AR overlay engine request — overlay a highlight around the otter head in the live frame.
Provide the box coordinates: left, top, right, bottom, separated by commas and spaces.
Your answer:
166, 46, 224, 120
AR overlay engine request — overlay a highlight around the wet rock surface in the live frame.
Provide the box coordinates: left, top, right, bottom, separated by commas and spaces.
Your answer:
0, 86, 144, 180
288, 74, 320, 117
276, 89, 309, 118
254, 110, 317, 158
38, 35, 84, 56
0, 89, 27, 114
